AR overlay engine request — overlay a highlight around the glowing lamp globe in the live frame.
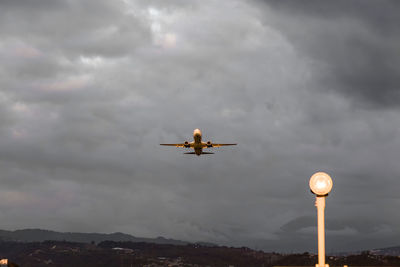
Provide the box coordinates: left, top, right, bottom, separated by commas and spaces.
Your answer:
309, 172, 333, 196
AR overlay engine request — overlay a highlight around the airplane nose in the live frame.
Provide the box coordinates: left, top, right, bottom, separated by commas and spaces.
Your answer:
193, 128, 201, 135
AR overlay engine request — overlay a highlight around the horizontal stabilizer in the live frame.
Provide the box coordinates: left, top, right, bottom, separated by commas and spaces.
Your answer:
183, 152, 214, 155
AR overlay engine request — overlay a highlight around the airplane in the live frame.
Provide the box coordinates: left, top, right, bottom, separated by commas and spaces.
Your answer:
160, 129, 237, 156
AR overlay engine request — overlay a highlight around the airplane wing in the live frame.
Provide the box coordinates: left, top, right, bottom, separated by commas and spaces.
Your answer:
160, 144, 186, 147
209, 143, 237, 147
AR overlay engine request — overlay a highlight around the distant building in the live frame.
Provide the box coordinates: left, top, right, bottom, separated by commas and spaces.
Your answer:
112, 247, 134, 254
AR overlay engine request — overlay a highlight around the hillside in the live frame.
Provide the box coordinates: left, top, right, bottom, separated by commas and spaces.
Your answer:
0, 241, 399, 267
0, 229, 192, 246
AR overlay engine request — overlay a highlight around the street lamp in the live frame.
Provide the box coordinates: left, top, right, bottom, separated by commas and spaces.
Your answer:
309, 172, 333, 267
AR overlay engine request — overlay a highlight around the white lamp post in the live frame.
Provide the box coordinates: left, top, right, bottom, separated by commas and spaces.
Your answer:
309, 172, 333, 267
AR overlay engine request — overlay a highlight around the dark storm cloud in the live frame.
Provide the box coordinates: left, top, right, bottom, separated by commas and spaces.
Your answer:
281, 215, 388, 235
259, 0, 400, 108
0, 0, 399, 253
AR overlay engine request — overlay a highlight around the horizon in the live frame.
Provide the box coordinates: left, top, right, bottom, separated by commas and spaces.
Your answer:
0, 227, 398, 254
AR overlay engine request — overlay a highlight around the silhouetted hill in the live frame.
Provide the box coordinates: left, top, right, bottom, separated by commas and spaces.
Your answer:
0, 229, 399, 258
0, 240, 280, 267
333, 246, 400, 257
0, 241, 399, 267
371, 246, 400, 256
0, 229, 194, 246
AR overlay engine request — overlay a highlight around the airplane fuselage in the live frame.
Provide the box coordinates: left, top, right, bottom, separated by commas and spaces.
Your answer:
193, 128, 203, 156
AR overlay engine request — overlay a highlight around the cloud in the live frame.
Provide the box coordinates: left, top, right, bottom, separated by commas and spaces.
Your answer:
0, 0, 399, 253
257, 0, 400, 108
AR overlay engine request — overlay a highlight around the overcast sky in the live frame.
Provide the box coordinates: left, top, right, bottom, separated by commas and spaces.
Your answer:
0, 0, 399, 252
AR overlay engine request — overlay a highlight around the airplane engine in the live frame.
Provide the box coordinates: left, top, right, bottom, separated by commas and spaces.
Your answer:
206, 141, 212, 148
184, 141, 190, 148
